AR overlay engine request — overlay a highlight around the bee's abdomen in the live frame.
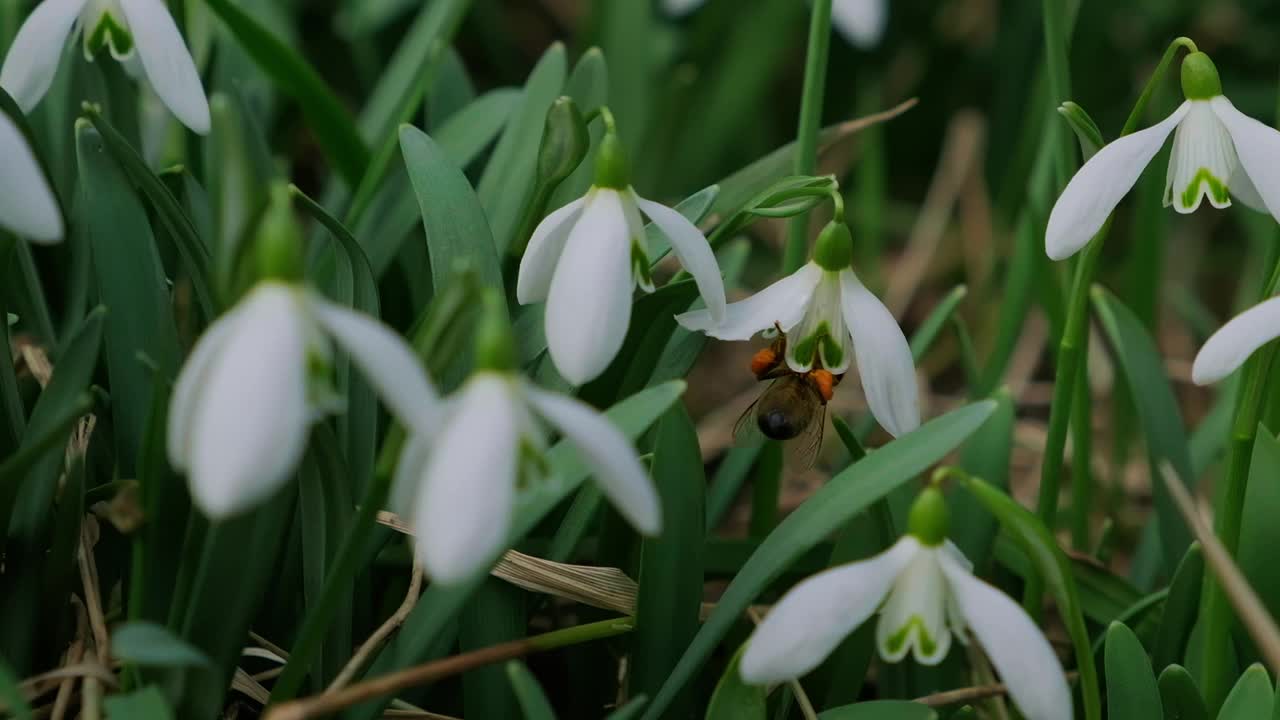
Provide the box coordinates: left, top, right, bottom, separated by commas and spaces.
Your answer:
758, 409, 808, 440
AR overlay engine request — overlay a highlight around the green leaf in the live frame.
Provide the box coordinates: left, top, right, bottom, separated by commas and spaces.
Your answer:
104, 686, 176, 720
816, 700, 938, 720
113, 621, 211, 667
633, 405, 705, 716
605, 696, 649, 720
399, 125, 505, 297
1219, 665, 1274, 719
341, 381, 686, 720
460, 581, 525, 718
434, 89, 523, 170
640, 401, 997, 720
76, 120, 180, 477
705, 644, 766, 720
477, 43, 567, 254
0, 658, 31, 720
1106, 622, 1162, 719
1158, 664, 1207, 720
952, 387, 1015, 563
1238, 427, 1280, 658
706, 445, 765, 532
507, 661, 557, 720
959, 475, 1102, 720
1156, 544, 1204, 671
83, 111, 214, 316
1092, 287, 1194, 573
203, 0, 369, 185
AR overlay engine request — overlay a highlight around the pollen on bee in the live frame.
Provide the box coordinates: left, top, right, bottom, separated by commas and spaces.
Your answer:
750, 347, 778, 378
810, 369, 837, 403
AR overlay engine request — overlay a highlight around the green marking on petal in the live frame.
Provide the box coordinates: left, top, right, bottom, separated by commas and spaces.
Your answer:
1181, 168, 1230, 208
85, 12, 134, 61
631, 241, 654, 291
791, 321, 830, 368
818, 331, 844, 369
884, 616, 936, 658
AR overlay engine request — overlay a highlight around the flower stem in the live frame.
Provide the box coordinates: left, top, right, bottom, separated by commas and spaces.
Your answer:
1200, 244, 1280, 712
1040, 0, 1075, 189
782, 0, 832, 275
1026, 34, 1193, 613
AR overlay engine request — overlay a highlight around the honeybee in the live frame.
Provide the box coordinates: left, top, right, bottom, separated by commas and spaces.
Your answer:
734, 328, 841, 470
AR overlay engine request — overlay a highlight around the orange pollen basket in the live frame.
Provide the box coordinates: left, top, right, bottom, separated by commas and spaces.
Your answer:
750, 347, 778, 378
809, 370, 836, 403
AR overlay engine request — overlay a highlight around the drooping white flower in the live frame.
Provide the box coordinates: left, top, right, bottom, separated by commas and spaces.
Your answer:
677, 222, 918, 437
663, 0, 886, 49
168, 282, 438, 518
1, 0, 210, 134
1191, 294, 1280, 385
392, 371, 661, 584
0, 111, 62, 242
1046, 51, 1280, 260
741, 534, 1072, 720
517, 165, 726, 386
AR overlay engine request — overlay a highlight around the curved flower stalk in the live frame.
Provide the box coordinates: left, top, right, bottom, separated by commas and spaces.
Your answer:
1046, 51, 1280, 261
662, 0, 886, 49
0, 111, 62, 242
393, 294, 661, 584
741, 488, 1071, 720
1, 0, 210, 134
1191, 295, 1280, 385
517, 116, 726, 386
677, 220, 918, 437
168, 281, 439, 519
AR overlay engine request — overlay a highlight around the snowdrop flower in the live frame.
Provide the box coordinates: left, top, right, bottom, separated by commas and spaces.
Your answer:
742, 488, 1071, 720
1047, 51, 1280, 260
663, 0, 886, 49
169, 281, 438, 518
517, 122, 726, 386
0, 112, 62, 242
394, 295, 661, 584
1, 0, 210, 134
677, 221, 918, 437
1191, 295, 1280, 385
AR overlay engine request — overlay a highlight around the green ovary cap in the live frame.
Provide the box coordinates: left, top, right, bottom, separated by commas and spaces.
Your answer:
254, 184, 304, 283
907, 486, 949, 547
594, 132, 631, 190
812, 221, 853, 271
1181, 52, 1223, 100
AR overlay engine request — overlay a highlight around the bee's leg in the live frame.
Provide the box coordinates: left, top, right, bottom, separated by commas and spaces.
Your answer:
809, 369, 837, 404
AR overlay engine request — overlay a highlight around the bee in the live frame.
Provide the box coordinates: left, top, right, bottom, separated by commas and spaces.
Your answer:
734, 328, 841, 470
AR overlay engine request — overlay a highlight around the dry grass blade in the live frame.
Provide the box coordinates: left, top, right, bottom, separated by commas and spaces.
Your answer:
914, 671, 1080, 707
328, 557, 425, 692
1159, 463, 1280, 674
232, 667, 272, 705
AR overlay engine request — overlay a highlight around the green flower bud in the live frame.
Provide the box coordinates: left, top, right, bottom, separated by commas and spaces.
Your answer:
1181, 52, 1223, 101
907, 486, 949, 547
475, 290, 516, 372
537, 97, 590, 186
253, 184, 304, 283
812, 221, 853, 271
594, 131, 630, 190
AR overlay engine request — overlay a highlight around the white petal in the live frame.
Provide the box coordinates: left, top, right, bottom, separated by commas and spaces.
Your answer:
167, 303, 243, 472
414, 375, 520, 584
832, 0, 887, 49
676, 263, 823, 341
740, 536, 921, 684
185, 284, 312, 518
840, 270, 919, 437
118, 0, 210, 134
784, 271, 849, 374
545, 189, 634, 385
0, 112, 62, 242
389, 433, 431, 519
877, 548, 952, 665
516, 197, 586, 305
940, 555, 1072, 720
1229, 162, 1268, 213
525, 385, 660, 535
1163, 101, 1237, 213
1212, 96, 1280, 223
1045, 102, 1189, 261
0, 0, 85, 112
636, 194, 726, 323
1192, 295, 1280, 385
309, 295, 441, 439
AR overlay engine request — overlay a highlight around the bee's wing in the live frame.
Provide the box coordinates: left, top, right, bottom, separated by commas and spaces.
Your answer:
732, 387, 769, 448
783, 400, 826, 472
